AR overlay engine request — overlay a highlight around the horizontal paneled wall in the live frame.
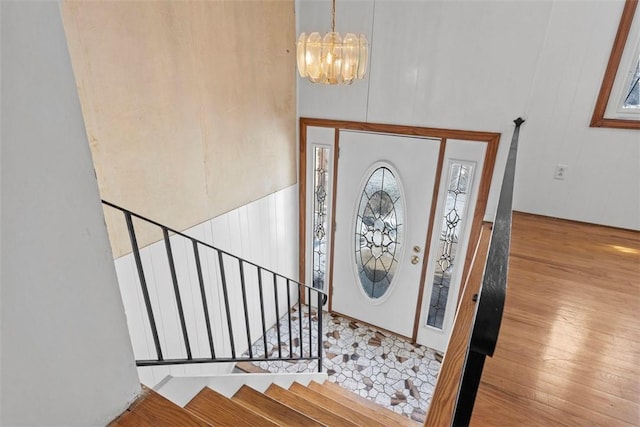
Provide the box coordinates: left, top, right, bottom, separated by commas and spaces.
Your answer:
113, 186, 299, 387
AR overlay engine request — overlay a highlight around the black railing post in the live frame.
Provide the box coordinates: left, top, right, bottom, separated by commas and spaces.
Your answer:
217, 251, 236, 359
257, 267, 268, 359
124, 212, 163, 361
286, 279, 293, 355
317, 290, 323, 373
453, 351, 486, 426
454, 117, 524, 425
308, 287, 312, 358
297, 285, 303, 358
273, 275, 282, 359
193, 240, 216, 358
238, 260, 253, 358
470, 117, 524, 356
163, 228, 192, 360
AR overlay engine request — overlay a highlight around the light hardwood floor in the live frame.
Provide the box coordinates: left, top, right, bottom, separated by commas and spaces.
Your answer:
470, 212, 640, 426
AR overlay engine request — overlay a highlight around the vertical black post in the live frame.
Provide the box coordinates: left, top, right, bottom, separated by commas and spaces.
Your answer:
453, 351, 487, 426
218, 251, 236, 359
257, 267, 268, 359
286, 279, 293, 355
163, 228, 192, 360
297, 285, 303, 358
317, 290, 323, 372
455, 118, 524, 424
238, 260, 252, 358
273, 274, 282, 358
308, 287, 312, 358
192, 241, 215, 358
471, 117, 524, 356
125, 212, 163, 361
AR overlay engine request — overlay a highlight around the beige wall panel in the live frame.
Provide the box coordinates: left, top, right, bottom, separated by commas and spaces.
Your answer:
62, 1, 296, 257
188, 1, 297, 216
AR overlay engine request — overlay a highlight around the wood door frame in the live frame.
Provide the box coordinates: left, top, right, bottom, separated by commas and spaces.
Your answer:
299, 117, 501, 342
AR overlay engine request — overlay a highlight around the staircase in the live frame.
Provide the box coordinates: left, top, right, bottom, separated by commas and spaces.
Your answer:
111, 380, 417, 426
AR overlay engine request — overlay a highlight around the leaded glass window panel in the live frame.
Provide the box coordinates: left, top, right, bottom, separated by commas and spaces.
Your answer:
427, 161, 475, 329
312, 146, 330, 290
623, 55, 640, 108
354, 166, 404, 299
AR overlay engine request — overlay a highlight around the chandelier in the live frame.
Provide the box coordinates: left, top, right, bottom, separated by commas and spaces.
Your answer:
296, 0, 369, 85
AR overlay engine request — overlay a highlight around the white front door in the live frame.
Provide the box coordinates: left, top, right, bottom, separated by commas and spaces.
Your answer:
331, 131, 440, 338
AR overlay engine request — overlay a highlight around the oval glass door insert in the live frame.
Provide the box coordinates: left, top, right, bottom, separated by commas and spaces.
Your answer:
354, 166, 404, 299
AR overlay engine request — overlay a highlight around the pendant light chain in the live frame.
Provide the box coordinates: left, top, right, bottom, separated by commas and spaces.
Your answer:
331, 0, 336, 32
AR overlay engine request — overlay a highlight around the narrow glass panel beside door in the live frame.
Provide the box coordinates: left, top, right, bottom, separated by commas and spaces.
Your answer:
312, 146, 330, 290
427, 162, 475, 329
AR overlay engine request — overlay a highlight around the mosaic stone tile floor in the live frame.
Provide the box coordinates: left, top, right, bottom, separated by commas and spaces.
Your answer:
245, 305, 441, 423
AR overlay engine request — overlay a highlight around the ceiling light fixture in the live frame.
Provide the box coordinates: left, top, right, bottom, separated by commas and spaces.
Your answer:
296, 0, 368, 85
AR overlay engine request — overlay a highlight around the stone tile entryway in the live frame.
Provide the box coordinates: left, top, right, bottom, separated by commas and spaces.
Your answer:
245, 305, 441, 423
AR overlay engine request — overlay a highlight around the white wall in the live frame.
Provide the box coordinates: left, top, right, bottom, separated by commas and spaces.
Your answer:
297, 0, 640, 230
0, 2, 141, 426
113, 186, 300, 387
514, 1, 640, 229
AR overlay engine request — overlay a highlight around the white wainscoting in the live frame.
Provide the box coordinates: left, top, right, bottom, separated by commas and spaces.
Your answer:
114, 185, 299, 387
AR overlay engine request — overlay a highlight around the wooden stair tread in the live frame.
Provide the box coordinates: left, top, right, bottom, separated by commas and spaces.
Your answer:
234, 361, 270, 373
265, 383, 358, 426
289, 381, 388, 427
185, 387, 278, 427
315, 380, 418, 426
232, 385, 324, 426
111, 389, 210, 427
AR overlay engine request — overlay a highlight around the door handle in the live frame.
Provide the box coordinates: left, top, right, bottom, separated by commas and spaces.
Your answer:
411, 255, 420, 265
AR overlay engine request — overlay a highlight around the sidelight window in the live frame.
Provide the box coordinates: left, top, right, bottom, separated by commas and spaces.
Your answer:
427, 161, 475, 329
312, 146, 331, 290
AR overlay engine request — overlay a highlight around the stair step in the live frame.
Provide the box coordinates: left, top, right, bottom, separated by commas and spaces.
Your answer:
289, 381, 389, 427
111, 389, 210, 427
232, 385, 324, 426
234, 361, 270, 373
265, 383, 358, 426
311, 380, 418, 426
185, 387, 278, 427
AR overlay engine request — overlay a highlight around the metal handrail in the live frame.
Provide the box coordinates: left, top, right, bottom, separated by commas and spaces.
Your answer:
103, 200, 326, 372
102, 200, 325, 296
452, 117, 524, 425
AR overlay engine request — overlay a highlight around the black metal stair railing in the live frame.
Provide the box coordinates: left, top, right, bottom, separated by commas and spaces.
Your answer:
103, 200, 326, 372
452, 117, 524, 425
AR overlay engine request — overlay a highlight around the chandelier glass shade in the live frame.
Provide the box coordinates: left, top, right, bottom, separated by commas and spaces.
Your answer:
296, 0, 368, 85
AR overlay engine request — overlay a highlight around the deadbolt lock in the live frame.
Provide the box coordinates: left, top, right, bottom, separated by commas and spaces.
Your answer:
413, 246, 421, 253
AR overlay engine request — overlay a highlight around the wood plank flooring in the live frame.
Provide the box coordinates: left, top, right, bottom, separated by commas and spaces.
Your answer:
469, 212, 640, 426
